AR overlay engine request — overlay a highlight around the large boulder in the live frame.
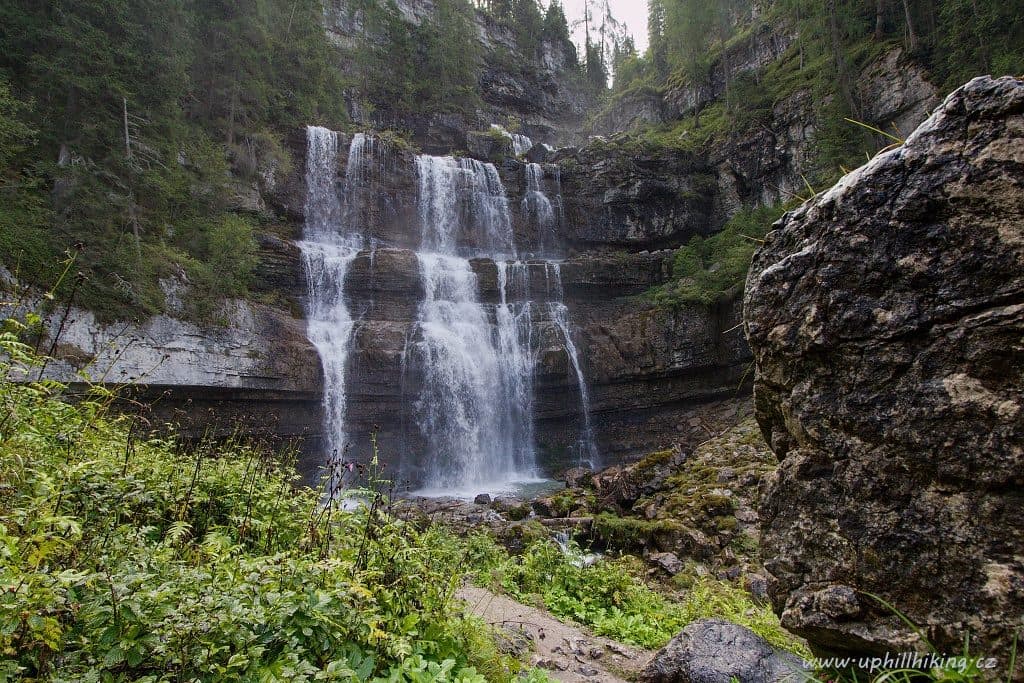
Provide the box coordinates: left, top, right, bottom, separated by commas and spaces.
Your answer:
744, 77, 1024, 658
641, 618, 804, 683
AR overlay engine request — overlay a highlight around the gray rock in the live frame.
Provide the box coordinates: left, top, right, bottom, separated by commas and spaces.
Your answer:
557, 144, 717, 248
563, 466, 593, 489
744, 76, 1024, 657
744, 573, 770, 604
473, 493, 492, 506
641, 618, 804, 683
492, 497, 531, 521
649, 552, 685, 576
525, 143, 553, 164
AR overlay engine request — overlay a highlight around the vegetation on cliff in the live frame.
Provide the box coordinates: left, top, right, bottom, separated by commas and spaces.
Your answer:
0, 0, 582, 323
646, 203, 788, 307
612, 0, 1023, 180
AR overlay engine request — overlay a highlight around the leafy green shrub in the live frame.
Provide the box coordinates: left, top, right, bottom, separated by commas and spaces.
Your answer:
646, 203, 788, 308
0, 330, 512, 682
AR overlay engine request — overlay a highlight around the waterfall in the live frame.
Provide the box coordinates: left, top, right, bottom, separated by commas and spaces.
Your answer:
523, 164, 557, 255
490, 124, 533, 157
409, 153, 540, 492
300, 128, 600, 493
300, 128, 389, 484
545, 264, 600, 470
495, 260, 536, 477
416, 155, 515, 257
412, 253, 537, 491
300, 127, 358, 474
553, 166, 566, 231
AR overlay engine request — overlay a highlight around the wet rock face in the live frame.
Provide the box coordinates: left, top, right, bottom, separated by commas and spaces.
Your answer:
556, 144, 718, 249
744, 77, 1024, 657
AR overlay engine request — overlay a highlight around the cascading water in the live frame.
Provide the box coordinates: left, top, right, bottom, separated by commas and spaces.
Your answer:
495, 260, 536, 473
299, 127, 382, 482
413, 254, 536, 490
300, 127, 357, 472
416, 155, 515, 256
552, 166, 566, 230
545, 264, 600, 469
410, 154, 539, 492
523, 164, 557, 255
490, 124, 533, 157
301, 126, 599, 494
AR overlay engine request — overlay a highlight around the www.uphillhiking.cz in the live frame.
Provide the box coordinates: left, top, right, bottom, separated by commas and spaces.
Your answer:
802, 653, 1001, 673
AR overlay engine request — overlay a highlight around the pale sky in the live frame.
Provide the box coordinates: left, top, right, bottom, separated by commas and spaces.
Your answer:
560, 0, 650, 55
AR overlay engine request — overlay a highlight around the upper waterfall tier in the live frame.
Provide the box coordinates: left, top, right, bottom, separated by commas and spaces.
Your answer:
490, 124, 534, 157
415, 154, 515, 257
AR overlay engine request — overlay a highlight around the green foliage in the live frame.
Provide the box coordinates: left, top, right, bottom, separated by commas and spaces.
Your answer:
639, 101, 730, 152
542, 2, 572, 45
592, 513, 686, 553
929, 1, 1024, 89
0, 0, 343, 322
0, 335, 514, 682
0, 75, 34, 170
646, 203, 788, 308
510, 0, 544, 58
351, 0, 482, 116
618, 0, 1023, 185
584, 41, 609, 93
461, 534, 807, 655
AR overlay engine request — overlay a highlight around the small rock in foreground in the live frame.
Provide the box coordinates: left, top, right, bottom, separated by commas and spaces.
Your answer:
641, 618, 803, 683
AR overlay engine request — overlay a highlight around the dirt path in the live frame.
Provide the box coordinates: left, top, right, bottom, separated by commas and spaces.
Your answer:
457, 584, 654, 682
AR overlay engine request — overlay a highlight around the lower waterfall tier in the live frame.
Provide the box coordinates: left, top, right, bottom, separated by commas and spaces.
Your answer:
299, 248, 752, 486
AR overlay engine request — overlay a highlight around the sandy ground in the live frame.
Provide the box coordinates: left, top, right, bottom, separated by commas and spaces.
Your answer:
457, 584, 655, 682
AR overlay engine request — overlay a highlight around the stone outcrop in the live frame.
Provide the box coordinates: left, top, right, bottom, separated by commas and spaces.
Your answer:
531, 405, 777, 580
589, 91, 668, 137
36, 298, 324, 474
641, 619, 804, 683
556, 143, 719, 249
744, 77, 1024, 657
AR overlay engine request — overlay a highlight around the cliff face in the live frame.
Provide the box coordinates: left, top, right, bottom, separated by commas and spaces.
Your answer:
34, 295, 323, 473
594, 27, 940, 213
37, 125, 750, 477
269, 140, 751, 473
324, 0, 592, 150
709, 45, 939, 211
30, 2, 952, 484
744, 76, 1024, 658
555, 144, 718, 249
